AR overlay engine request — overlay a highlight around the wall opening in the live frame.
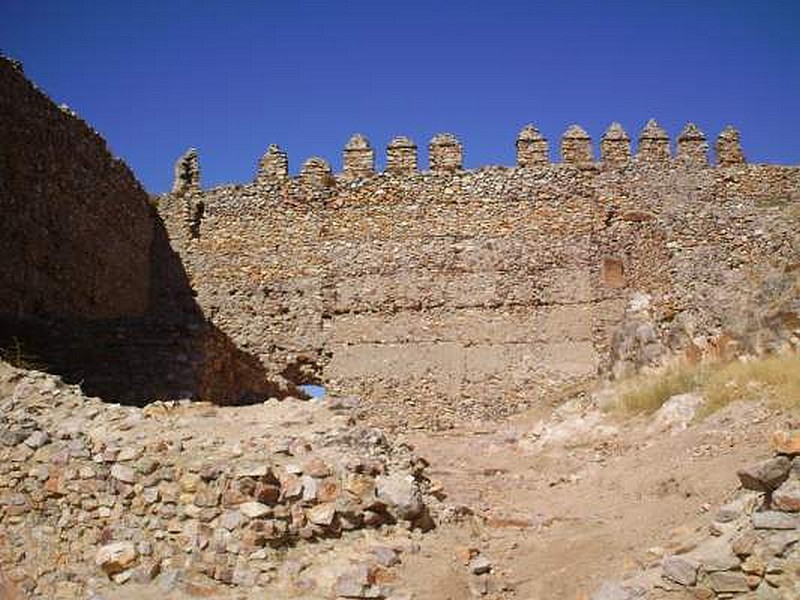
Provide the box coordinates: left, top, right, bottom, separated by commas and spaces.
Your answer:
298, 384, 326, 399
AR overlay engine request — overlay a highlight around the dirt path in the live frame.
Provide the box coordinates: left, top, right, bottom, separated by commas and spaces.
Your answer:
395, 397, 791, 599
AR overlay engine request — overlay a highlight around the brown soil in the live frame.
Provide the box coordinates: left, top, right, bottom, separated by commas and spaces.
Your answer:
392, 397, 791, 599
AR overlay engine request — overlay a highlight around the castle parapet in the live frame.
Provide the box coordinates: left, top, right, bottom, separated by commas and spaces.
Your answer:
716, 126, 745, 166
600, 123, 631, 167
386, 136, 418, 174
343, 133, 375, 180
300, 157, 334, 189
637, 119, 671, 163
429, 133, 463, 172
257, 144, 289, 184
560, 125, 593, 165
516, 125, 549, 167
172, 148, 200, 194
677, 123, 708, 167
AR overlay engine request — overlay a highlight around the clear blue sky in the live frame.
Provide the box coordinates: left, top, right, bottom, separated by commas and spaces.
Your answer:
3, 0, 799, 193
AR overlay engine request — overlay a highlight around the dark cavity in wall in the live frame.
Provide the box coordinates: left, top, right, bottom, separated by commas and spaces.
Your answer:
189, 200, 205, 239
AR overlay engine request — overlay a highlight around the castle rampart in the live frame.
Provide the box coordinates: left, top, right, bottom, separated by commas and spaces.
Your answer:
158, 123, 800, 428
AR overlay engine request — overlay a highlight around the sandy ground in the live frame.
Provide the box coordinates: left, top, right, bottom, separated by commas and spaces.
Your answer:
393, 396, 794, 599
3, 377, 794, 600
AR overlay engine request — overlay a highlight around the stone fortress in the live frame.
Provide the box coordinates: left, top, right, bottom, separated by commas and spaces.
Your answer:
159, 122, 800, 428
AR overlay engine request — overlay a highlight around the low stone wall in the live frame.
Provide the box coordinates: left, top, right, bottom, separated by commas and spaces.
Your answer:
657, 431, 800, 597
0, 362, 436, 599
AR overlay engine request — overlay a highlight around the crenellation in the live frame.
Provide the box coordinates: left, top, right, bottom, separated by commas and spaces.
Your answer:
637, 119, 671, 163
386, 136, 418, 174
343, 133, 375, 179
154, 117, 799, 429
676, 123, 708, 167
600, 122, 631, 167
429, 133, 463, 172
300, 156, 335, 189
716, 125, 746, 166
560, 125, 594, 165
172, 147, 201, 194
516, 124, 550, 167
257, 143, 289, 184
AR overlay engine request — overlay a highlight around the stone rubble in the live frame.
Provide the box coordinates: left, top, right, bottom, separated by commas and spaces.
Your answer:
0, 361, 441, 599
653, 430, 800, 599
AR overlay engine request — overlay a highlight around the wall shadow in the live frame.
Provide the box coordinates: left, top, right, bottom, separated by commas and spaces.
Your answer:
0, 211, 291, 406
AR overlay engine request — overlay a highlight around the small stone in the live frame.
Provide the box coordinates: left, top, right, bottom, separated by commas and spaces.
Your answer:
239, 502, 270, 519
24, 430, 49, 449
303, 457, 330, 478
136, 457, 159, 475
110, 464, 136, 484
732, 531, 760, 556
179, 472, 201, 493
649, 393, 704, 433
469, 555, 492, 575
132, 560, 161, 584
706, 571, 749, 593
370, 546, 400, 567
752, 511, 800, 529
590, 581, 641, 600
737, 456, 791, 493
376, 474, 423, 521
220, 509, 242, 530
772, 479, 800, 512
117, 446, 142, 461
770, 430, 800, 455
662, 555, 699, 586
696, 539, 740, 572
307, 502, 336, 526
760, 531, 798, 557
742, 555, 766, 576
95, 542, 137, 575
234, 462, 268, 478
333, 564, 382, 599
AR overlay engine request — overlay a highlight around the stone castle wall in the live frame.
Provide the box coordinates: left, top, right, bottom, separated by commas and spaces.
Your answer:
0, 57, 289, 405
0, 58, 153, 320
160, 127, 800, 428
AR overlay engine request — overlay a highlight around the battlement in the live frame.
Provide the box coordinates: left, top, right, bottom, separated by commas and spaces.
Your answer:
173, 120, 756, 192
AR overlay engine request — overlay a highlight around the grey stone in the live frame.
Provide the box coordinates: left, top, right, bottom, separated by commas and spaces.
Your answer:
590, 581, 644, 600
110, 464, 136, 484
738, 456, 791, 492
239, 501, 270, 519
662, 555, 699, 586
95, 542, 137, 575
752, 511, 800, 530
23, 430, 49, 449
376, 473, 423, 521
773, 479, 800, 512
706, 571, 749, 593
469, 555, 492, 575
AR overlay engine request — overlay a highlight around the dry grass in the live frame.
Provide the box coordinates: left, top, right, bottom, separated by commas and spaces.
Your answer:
612, 353, 800, 416
616, 363, 705, 414
700, 354, 800, 416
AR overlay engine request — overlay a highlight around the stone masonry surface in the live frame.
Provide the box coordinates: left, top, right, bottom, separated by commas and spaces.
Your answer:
0, 56, 287, 405
158, 124, 800, 429
0, 360, 437, 599
0, 58, 152, 320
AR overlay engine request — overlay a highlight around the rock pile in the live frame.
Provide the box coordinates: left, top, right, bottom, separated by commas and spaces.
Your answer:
657, 431, 800, 599
0, 361, 437, 599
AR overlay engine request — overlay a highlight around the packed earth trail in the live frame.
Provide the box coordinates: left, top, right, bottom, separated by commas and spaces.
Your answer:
398, 396, 797, 599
